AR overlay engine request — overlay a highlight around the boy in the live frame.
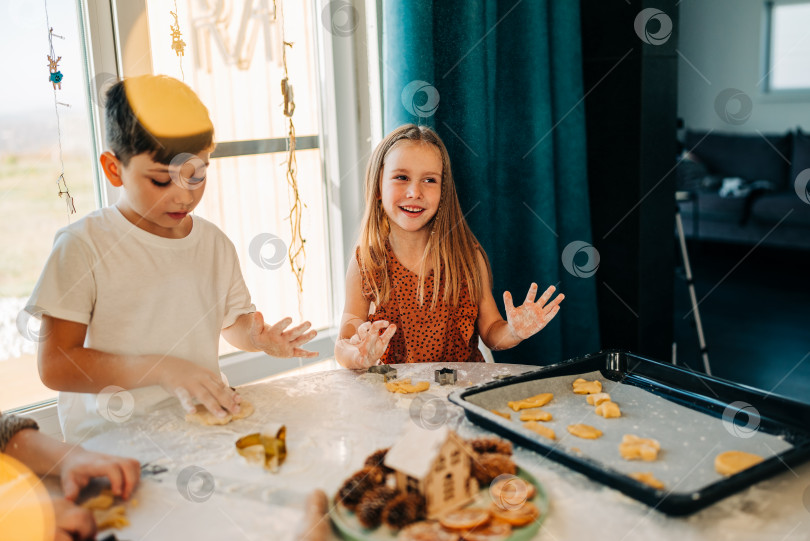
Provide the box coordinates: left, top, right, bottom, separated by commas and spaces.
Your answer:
26, 75, 317, 442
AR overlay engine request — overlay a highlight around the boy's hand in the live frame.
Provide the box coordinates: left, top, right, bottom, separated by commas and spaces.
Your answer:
504, 284, 565, 340
248, 311, 318, 358
53, 497, 96, 541
335, 320, 397, 369
60, 449, 141, 502
159, 358, 241, 419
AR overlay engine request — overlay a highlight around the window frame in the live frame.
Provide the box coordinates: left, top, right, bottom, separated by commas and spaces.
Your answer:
762, 0, 810, 97
13, 0, 379, 433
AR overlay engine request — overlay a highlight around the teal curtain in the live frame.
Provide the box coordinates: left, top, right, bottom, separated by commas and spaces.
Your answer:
383, 0, 599, 364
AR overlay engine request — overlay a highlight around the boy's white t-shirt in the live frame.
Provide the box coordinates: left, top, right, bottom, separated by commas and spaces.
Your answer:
27, 206, 255, 442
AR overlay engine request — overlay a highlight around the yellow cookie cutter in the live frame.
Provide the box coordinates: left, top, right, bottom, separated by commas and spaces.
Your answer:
235, 424, 287, 472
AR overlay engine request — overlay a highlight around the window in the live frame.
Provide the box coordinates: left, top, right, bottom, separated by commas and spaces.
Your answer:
139, 0, 331, 350
1, 0, 376, 414
764, 1, 810, 91
0, 0, 98, 412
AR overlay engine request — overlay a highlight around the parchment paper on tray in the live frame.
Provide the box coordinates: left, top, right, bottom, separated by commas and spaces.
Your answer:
464, 370, 791, 493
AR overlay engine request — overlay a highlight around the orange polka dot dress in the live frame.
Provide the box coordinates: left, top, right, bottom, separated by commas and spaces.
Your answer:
358, 242, 484, 364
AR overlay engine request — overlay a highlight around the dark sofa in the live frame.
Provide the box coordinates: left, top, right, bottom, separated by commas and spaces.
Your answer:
677, 129, 810, 250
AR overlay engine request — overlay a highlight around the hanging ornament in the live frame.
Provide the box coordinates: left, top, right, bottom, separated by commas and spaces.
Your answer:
278, 3, 306, 315
281, 74, 295, 117
47, 27, 64, 90
44, 5, 74, 217
170, 10, 186, 56
57, 174, 76, 214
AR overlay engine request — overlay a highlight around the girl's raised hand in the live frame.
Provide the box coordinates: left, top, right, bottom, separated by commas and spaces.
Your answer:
504, 284, 565, 340
335, 320, 397, 369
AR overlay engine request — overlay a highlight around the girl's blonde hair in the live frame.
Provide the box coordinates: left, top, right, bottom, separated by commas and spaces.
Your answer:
357, 124, 492, 309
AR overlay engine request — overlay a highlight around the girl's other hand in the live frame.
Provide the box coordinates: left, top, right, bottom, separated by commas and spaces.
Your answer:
504, 284, 565, 339
335, 320, 397, 369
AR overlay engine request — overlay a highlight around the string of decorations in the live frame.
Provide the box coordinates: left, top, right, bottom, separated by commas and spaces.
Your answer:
44, 0, 75, 217
170, 0, 186, 80
276, 0, 306, 316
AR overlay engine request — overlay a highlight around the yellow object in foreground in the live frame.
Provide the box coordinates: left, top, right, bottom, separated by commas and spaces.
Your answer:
0, 454, 55, 541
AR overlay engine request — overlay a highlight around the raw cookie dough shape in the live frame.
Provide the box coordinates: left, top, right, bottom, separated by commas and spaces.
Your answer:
586, 392, 611, 406
567, 424, 603, 439
507, 393, 553, 411
594, 401, 621, 418
185, 400, 255, 426
629, 472, 665, 490
81, 490, 129, 530
385, 378, 430, 394
491, 409, 511, 420
519, 409, 552, 422
715, 450, 764, 476
524, 421, 556, 440
619, 434, 660, 461
572, 378, 602, 395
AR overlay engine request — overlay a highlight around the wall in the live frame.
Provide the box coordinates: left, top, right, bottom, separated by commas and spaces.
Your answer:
678, 0, 810, 133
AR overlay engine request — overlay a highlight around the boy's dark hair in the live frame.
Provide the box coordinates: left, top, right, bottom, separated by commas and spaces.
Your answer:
105, 75, 214, 165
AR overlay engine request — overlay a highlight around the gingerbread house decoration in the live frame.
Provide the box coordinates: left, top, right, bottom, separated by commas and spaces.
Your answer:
384, 423, 479, 518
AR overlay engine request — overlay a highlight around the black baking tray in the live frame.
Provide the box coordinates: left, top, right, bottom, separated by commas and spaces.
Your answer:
448, 349, 810, 515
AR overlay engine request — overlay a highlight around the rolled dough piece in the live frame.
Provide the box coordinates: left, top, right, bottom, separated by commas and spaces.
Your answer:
567, 423, 603, 439
586, 392, 611, 406
185, 400, 254, 426
81, 489, 129, 530
491, 409, 511, 420
715, 450, 763, 476
385, 378, 430, 394
594, 401, 621, 418
507, 393, 553, 411
629, 472, 665, 490
519, 409, 552, 422
619, 434, 660, 461
524, 421, 556, 440
572, 378, 602, 395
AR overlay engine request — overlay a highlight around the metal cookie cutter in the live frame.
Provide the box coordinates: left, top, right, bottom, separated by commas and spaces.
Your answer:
236, 424, 287, 472
434, 367, 458, 385
368, 364, 398, 382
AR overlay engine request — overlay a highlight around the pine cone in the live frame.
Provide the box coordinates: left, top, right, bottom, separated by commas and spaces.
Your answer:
337, 466, 385, 511
356, 486, 398, 528
468, 436, 513, 456
364, 448, 393, 473
381, 492, 426, 529
471, 452, 516, 485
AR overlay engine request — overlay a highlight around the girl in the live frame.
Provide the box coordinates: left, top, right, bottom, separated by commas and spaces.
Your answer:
335, 125, 564, 368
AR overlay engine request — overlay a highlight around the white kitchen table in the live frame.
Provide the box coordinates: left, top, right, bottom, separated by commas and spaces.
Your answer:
80, 362, 810, 541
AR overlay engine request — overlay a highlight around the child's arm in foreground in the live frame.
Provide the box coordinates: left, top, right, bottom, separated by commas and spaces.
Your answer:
221, 311, 318, 358
2, 422, 140, 501
334, 258, 397, 369
38, 315, 241, 418
476, 252, 565, 351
